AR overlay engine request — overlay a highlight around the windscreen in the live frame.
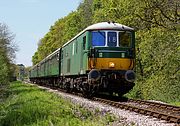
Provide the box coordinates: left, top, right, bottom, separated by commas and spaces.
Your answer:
92, 31, 105, 46
91, 31, 132, 47
119, 32, 131, 47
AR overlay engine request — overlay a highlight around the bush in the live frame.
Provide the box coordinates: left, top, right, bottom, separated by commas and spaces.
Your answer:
131, 28, 180, 102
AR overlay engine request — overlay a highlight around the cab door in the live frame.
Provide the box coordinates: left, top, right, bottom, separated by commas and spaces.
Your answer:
80, 35, 88, 74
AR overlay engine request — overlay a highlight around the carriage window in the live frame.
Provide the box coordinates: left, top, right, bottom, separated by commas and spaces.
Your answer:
108, 32, 117, 47
119, 32, 131, 47
92, 31, 105, 46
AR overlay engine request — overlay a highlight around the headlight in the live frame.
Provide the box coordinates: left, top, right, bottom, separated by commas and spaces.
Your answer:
109, 62, 115, 68
125, 70, 136, 82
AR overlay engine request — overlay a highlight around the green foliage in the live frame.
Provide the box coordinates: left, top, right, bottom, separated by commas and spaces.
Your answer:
0, 55, 9, 85
0, 81, 116, 126
0, 23, 17, 85
135, 0, 179, 30
135, 28, 180, 102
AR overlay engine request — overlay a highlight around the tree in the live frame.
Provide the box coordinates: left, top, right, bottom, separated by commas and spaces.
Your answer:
135, 0, 180, 30
136, 28, 180, 102
0, 23, 18, 85
78, 0, 93, 28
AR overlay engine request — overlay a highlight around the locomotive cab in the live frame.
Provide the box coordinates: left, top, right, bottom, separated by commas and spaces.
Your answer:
86, 22, 136, 95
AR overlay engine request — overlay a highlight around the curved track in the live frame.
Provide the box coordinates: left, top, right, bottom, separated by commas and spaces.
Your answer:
93, 97, 180, 124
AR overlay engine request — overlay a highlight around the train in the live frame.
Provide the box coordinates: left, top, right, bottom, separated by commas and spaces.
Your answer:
29, 22, 136, 97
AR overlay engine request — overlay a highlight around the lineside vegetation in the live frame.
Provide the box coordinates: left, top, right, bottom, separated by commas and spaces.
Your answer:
0, 23, 18, 86
0, 81, 116, 126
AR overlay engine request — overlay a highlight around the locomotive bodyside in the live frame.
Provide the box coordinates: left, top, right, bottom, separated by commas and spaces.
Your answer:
61, 32, 89, 76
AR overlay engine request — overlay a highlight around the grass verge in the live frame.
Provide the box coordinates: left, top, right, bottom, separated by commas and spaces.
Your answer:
0, 81, 116, 126
170, 102, 180, 107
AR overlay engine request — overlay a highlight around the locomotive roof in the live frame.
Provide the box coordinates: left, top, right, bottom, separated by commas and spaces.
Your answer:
85, 22, 134, 31
62, 22, 134, 47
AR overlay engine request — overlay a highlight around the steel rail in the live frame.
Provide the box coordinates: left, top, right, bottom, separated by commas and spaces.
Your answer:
93, 97, 180, 124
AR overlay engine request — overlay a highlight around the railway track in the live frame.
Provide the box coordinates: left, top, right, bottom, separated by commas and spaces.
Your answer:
92, 97, 180, 124
49, 85, 180, 124
26, 81, 180, 125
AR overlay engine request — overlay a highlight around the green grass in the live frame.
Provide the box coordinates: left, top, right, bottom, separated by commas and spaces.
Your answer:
0, 81, 116, 126
170, 102, 180, 107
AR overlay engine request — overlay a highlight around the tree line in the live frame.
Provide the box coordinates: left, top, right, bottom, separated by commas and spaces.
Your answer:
32, 0, 180, 102
0, 23, 18, 85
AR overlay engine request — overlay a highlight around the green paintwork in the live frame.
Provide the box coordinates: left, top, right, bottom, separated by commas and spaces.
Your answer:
30, 65, 38, 78
44, 52, 60, 77
93, 47, 135, 58
39, 63, 45, 77
61, 31, 89, 76
30, 51, 60, 78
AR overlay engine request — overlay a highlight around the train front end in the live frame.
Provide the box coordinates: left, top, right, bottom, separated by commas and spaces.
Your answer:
86, 22, 135, 95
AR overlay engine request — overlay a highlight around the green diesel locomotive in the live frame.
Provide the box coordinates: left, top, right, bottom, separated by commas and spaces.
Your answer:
29, 22, 136, 97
